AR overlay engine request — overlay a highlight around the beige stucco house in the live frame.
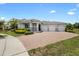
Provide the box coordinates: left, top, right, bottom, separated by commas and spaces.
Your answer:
17, 19, 66, 32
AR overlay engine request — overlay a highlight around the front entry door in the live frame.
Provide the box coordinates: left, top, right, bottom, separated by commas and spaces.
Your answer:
38, 24, 41, 31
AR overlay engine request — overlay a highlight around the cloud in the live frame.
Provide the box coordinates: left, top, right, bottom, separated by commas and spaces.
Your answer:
67, 11, 75, 15
0, 17, 5, 20
0, 3, 6, 5
50, 10, 56, 14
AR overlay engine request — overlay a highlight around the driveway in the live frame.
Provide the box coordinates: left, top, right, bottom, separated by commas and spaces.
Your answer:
17, 32, 78, 50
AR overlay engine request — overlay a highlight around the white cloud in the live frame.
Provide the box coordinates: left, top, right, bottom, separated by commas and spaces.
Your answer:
0, 3, 6, 5
50, 10, 56, 14
67, 11, 75, 15
0, 17, 5, 20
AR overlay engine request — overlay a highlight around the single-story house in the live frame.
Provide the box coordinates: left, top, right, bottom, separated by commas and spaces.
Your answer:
17, 19, 66, 32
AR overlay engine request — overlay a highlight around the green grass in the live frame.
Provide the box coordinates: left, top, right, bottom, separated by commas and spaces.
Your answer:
73, 29, 79, 34
28, 28, 79, 56
0, 31, 23, 37
0, 30, 33, 36
66, 28, 79, 34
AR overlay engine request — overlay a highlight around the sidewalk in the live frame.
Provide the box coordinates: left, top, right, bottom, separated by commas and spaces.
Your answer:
0, 34, 29, 56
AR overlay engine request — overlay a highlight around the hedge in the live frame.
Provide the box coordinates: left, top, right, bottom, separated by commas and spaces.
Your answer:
24, 31, 33, 35
14, 29, 26, 34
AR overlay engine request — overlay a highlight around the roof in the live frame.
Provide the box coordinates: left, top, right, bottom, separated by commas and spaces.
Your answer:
41, 21, 66, 25
20, 19, 66, 25
20, 19, 41, 23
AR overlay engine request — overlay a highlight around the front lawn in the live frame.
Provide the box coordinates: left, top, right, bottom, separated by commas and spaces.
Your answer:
66, 28, 79, 34
0, 30, 33, 37
0, 31, 23, 37
28, 36, 79, 56
73, 29, 79, 34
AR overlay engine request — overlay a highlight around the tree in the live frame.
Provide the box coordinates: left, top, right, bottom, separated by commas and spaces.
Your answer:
73, 23, 79, 28
65, 23, 74, 32
9, 18, 19, 30
0, 21, 5, 31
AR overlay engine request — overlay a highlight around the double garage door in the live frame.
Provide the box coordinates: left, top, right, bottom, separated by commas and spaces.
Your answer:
41, 25, 65, 32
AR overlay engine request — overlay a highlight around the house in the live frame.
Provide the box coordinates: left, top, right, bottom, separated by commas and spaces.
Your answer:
17, 19, 66, 32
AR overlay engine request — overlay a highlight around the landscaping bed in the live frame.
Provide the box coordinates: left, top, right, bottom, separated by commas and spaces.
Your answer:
0, 28, 33, 37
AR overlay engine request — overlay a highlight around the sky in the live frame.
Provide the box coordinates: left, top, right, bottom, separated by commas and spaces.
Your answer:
0, 3, 79, 23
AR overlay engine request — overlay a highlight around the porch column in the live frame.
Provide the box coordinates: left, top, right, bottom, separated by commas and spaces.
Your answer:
36, 23, 39, 32
29, 23, 32, 32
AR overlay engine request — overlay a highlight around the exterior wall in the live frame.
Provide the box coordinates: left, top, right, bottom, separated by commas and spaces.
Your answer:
17, 22, 66, 32
17, 24, 25, 29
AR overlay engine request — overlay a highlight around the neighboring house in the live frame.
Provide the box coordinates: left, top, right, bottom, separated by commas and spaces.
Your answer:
17, 19, 66, 32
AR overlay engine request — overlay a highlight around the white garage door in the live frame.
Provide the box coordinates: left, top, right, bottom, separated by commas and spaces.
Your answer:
58, 27, 65, 32
57, 25, 65, 32
41, 25, 48, 32
49, 25, 56, 32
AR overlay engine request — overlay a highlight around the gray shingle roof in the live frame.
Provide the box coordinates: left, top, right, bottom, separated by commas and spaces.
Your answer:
41, 21, 66, 25
20, 19, 41, 23
20, 19, 66, 25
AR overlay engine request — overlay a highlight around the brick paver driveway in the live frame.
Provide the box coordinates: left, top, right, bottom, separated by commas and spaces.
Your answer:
17, 32, 78, 50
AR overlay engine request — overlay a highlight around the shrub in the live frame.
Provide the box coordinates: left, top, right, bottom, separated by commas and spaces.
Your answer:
73, 23, 79, 28
65, 23, 74, 32
26, 28, 30, 31
24, 31, 33, 35
15, 29, 26, 34
14, 28, 33, 35
66, 30, 74, 33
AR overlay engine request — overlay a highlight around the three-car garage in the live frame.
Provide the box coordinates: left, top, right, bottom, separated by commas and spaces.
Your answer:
41, 23, 66, 32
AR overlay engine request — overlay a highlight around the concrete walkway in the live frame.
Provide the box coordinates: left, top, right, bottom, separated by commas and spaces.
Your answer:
17, 32, 78, 50
0, 34, 29, 56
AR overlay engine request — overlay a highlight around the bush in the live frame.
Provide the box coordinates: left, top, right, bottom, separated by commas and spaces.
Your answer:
15, 29, 26, 34
26, 28, 30, 31
66, 30, 74, 33
65, 23, 74, 32
14, 28, 33, 35
24, 31, 33, 35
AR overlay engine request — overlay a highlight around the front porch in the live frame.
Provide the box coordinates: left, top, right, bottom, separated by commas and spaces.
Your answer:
17, 22, 41, 32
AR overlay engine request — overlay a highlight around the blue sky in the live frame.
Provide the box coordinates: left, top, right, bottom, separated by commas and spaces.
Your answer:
0, 3, 79, 23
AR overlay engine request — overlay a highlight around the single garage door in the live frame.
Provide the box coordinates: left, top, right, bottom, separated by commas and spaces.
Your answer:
49, 25, 56, 32
41, 25, 49, 32
58, 25, 65, 32
57, 27, 65, 32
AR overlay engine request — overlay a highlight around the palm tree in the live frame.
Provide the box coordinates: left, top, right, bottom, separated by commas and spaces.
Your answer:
9, 18, 19, 30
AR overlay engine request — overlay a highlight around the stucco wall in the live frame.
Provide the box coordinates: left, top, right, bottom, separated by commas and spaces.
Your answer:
17, 24, 25, 29
17, 23, 66, 32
